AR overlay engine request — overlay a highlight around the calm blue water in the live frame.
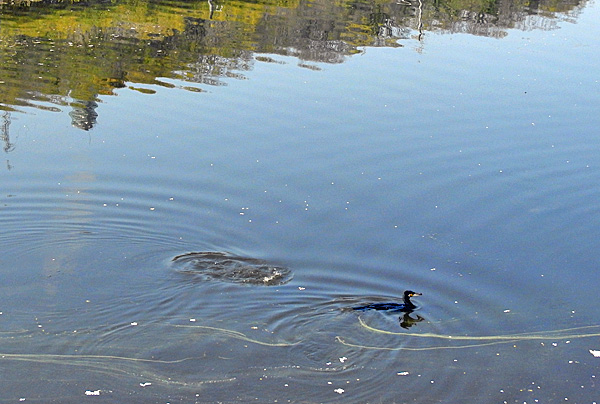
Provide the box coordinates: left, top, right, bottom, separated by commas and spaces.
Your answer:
1, 0, 600, 402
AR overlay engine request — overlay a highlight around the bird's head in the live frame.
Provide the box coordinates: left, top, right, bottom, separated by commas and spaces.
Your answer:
404, 290, 422, 298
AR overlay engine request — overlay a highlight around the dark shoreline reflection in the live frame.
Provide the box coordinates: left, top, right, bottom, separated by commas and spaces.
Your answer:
0, 0, 587, 125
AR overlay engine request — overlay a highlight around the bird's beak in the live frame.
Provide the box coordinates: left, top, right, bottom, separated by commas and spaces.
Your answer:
412, 292, 422, 297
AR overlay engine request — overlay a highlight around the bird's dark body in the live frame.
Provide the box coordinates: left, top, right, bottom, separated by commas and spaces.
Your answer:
352, 302, 413, 312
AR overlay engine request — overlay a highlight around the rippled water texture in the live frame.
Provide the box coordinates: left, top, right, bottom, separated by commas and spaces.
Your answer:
1, 0, 600, 402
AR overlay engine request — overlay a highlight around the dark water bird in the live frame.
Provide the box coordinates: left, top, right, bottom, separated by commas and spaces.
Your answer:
353, 290, 422, 312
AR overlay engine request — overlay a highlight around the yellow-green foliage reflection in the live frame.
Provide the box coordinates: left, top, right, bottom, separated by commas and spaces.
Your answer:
0, 0, 585, 114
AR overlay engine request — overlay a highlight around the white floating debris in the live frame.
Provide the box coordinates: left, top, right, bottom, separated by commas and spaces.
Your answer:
140, 382, 152, 387
504, 309, 511, 313
589, 350, 600, 358
298, 287, 305, 290
339, 357, 348, 363
397, 371, 409, 376
130, 322, 138, 326
430, 267, 436, 271
85, 390, 101, 396
189, 318, 196, 322
334, 388, 345, 394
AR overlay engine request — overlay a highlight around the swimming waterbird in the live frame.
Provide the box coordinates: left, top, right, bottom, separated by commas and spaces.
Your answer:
353, 290, 422, 312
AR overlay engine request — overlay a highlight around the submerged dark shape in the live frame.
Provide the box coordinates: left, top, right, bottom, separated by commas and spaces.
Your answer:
353, 290, 422, 312
171, 251, 292, 286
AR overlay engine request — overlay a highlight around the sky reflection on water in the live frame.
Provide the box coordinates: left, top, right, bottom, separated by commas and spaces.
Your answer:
1, 0, 600, 402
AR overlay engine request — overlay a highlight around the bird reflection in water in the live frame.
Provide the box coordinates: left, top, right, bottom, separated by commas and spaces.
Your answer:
400, 312, 424, 329
353, 290, 425, 329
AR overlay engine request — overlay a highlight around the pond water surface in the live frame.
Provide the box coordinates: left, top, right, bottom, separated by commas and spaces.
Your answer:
1, 0, 600, 402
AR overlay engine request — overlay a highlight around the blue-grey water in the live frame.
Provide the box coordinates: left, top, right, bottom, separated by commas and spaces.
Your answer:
1, 0, 600, 402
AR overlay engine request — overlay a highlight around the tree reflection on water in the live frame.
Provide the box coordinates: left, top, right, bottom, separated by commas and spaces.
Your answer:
0, 0, 588, 128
